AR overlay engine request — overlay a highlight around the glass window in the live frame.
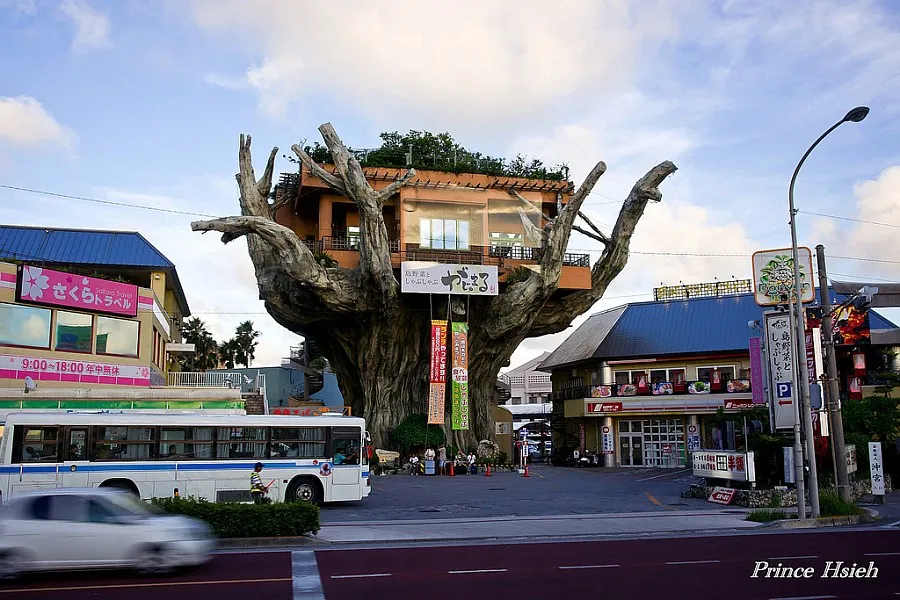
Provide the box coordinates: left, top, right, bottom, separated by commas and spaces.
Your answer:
445, 219, 457, 249
160, 427, 213, 460
270, 427, 326, 459
334, 438, 361, 465
614, 372, 630, 385
0, 303, 51, 348
55, 311, 93, 352
88, 499, 120, 524
347, 226, 360, 249
458, 221, 470, 250
49, 495, 89, 522
95, 316, 139, 357
94, 427, 154, 461
650, 369, 668, 384
217, 427, 267, 459
431, 219, 445, 249
21, 427, 58, 462
420, 218, 430, 247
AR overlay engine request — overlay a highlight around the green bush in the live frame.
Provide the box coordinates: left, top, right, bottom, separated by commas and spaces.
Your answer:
818, 491, 863, 517
152, 497, 320, 538
747, 509, 789, 522
390, 414, 446, 451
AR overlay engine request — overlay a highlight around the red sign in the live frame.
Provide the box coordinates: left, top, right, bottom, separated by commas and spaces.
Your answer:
724, 398, 754, 409
587, 402, 623, 413
429, 321, 448, 383
18, 265, 138, 317
708, 487, 737, 505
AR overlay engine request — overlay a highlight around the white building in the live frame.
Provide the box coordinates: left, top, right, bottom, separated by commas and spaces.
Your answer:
500, 352, 552, 406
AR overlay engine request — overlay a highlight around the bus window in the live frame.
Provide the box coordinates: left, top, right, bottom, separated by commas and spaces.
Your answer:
19, 427, 59, 463
94, 427, 154, 461
270, 427, 326, 459
159, 427, 214, 460
216, 427, 267, 459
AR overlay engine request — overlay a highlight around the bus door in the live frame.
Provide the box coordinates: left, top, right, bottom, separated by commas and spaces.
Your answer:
331, 427, 362, 498
61, 426, 90, 487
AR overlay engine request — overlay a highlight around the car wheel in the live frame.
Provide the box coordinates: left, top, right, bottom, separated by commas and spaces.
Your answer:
0, 551, 23, 580
287, 477, 321, 504
135, 545, 176, 576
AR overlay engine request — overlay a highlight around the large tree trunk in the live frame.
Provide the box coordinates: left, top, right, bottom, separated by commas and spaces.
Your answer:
191, 126, 676, 449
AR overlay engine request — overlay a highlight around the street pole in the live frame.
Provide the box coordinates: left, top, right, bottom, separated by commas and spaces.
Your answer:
816, 244, 851, 502
787, 302, 808, 519
787, 106, 869, 516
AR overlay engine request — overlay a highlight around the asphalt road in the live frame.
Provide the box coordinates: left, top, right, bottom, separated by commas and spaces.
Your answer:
320, 464, 704, 522
4, 529, 898, 600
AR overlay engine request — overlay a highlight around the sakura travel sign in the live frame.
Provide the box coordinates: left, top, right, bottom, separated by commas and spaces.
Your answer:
401, 262, 498, 296
18, 265, 138, 317
751, 248, 815, 306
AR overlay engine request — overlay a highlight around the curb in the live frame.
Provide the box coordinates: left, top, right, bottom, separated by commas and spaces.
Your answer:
217, 535, 329, 549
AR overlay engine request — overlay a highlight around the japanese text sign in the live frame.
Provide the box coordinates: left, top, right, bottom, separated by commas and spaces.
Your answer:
401, 262, 498, 296
751, 247, 815, 306
450, 322, 469, 430
765, 311, 795, 430
869, 442, 885, 496
692, 450, 756, 482
18, 265, 137, 317
427, 320, 448, 425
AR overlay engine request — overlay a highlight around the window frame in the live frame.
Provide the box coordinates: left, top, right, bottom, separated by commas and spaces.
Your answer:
159, 426, 215, 461
53, 309, 95, 354
419, 218, 471, 251
0, 302, 52, 350
92, 426, 156, 462
269, 427, 327, 459
696, 365, 737, 382
94, 315, 140, 358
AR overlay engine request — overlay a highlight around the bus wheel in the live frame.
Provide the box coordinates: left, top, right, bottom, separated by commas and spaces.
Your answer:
100, 479, 140, 496
286, 477, 321, 504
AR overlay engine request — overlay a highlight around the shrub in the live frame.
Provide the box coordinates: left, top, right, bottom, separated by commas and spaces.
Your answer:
747, 509, 789, 522
818, 491, 863, 517
390, 413, 446, 451
152, 496, 320, 538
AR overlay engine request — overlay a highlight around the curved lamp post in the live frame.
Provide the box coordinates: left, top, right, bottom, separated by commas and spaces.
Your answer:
788, 106, 869, 518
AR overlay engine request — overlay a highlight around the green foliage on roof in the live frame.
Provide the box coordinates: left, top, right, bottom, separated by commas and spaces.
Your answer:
299, 130, 570, 181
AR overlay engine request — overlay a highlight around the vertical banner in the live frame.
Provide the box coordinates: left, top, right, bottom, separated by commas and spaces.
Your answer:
427, 320, 448, 425
765, 312, 795, 430
749, 337, 765, 404
869, 442, 885, 496
450, 322, 469, 430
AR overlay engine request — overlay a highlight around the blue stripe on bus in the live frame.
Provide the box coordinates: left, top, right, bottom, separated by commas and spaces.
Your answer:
0, 462, 364, 475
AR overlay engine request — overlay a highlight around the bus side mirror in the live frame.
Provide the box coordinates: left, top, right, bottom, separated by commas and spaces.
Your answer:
365, 431, 372, 443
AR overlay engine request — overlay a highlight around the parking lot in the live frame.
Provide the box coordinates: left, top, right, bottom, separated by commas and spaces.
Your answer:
320, 464, 709, 523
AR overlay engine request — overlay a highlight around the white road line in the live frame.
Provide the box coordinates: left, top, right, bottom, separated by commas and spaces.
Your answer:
448, 569, 508, 574
865, 552, 900, 556
329, 573, 392, 579
637, 468, 691, 482
558, 564, 620, 570
291, 551, 325, 600
666, 559, 720, 565
768, 596, 837, 600
768, 555, 819, 560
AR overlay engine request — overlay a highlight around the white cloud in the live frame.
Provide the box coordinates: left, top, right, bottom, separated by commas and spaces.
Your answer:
0, 0, 36, 15
190, 0, 684, 122
60, 0, 112, 53
0, 96, 77, 149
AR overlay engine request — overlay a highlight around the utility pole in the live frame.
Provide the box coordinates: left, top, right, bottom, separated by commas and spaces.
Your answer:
816, 244, 851, 503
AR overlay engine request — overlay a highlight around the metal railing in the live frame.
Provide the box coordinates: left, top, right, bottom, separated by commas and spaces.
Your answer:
167, 371, 245, 388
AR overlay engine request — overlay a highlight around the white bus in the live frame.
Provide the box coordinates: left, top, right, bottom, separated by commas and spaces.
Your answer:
0, 412, 371, 504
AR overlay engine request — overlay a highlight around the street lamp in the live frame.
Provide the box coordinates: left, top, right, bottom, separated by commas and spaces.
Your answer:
788, 106, 869, 518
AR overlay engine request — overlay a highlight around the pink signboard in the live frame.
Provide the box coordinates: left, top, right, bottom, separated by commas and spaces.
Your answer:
0, 353, 150, 386
18, 265, 138, 317
749, 336, 765, 404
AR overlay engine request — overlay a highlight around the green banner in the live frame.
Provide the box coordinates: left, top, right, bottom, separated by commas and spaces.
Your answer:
451, 322, 469, 430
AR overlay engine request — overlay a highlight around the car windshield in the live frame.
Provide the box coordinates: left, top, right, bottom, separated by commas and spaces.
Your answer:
103, 493, 163, 518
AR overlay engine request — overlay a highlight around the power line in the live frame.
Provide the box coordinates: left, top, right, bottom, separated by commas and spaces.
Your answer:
798, 210, 900, 229
0, 184, 218, 219
829, 272, 900, 283
831, 255, 900, 265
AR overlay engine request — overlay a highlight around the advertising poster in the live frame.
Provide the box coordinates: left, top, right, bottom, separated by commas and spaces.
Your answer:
427, 321, 448, 425
450, 322, 469, 430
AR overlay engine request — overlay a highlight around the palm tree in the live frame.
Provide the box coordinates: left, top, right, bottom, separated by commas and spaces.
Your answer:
180, 317, 219, 371
234, 321, 261, 368
218, 338, 239, 370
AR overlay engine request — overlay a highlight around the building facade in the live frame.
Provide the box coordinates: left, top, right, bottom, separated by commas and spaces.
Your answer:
500, 351, 553, 406
0, 226, 242, 416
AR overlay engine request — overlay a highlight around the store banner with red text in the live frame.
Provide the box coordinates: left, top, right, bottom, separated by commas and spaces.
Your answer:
427, 320, 448, 424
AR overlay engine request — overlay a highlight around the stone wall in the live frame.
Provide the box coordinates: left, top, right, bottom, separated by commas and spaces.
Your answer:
686, 476, 893, 508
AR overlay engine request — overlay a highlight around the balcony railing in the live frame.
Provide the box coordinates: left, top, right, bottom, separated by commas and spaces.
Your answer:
167, 371, 246, 388
298, 238, 590, 268
549, 380, 752, 401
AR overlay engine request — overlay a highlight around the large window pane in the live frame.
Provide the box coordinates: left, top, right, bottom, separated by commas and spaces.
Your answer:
217, 427, 267, 459
445, 219, 457, 249
420, 218, 431, 247
458, 221, 470, 250
22, 427, 58, 462
55, 311, 93, 353
160, 427, 213, 459
431, 219, 445, 249
0, 303, 51, 348
96, 316, 139, 357
95, 426, 154, 460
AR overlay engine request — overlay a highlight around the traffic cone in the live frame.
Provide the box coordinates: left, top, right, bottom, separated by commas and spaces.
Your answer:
484, 463, 492, 477
522, 464, 530, 478
449, 462, 455, 476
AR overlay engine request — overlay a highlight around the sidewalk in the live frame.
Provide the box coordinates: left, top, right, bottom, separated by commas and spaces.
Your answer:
311, 509, 762, 543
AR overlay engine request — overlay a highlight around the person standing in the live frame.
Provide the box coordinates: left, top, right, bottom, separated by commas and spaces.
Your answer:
467, 451, 476, 475
438, 445, 447, 475
250, 462, 269, 504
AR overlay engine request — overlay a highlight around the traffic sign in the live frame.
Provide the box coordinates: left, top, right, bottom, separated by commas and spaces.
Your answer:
688, 424, 697, 434
776, 382, 793, 399
601, 426, 610, 434
519, 428, 528, 438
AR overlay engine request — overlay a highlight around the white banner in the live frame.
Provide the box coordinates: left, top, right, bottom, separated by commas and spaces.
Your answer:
692, 450, 756, 483
601, 425, 614, 455
869, 442, 886, 496
401, 262, 498, 295
765, 311, 796, 430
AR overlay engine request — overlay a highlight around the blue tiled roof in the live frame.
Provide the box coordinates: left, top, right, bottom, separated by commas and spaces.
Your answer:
0, 225, 189, 315
0, 225, 173, 268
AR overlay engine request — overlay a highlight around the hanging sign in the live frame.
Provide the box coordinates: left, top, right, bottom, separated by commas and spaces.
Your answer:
869, 442, 885, 496
765, 311, 795, 430
601, 425, 614, 454
450, 322, 469, 430
751, 248, 815, 306
427, 320, 448, 425
749, 337, 766, 404
401, 262, 498, 295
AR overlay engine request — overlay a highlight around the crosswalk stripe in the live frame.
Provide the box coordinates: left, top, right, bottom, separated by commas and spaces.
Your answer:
292, 551, 325, 600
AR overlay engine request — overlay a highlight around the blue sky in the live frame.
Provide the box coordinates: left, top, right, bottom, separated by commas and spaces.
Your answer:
1, 0, 899, 368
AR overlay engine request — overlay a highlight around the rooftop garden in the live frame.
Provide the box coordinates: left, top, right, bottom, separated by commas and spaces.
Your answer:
293, 130, 570, 181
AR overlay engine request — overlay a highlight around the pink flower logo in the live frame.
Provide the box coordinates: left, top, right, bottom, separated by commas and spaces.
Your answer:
21, 266, 49, 301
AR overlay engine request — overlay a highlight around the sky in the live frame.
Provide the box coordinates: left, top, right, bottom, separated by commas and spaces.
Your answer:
1, 0, 899, 371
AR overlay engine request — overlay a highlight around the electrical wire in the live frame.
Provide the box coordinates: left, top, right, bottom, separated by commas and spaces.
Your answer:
0, 184, 218, 218
798, 210, 900, 229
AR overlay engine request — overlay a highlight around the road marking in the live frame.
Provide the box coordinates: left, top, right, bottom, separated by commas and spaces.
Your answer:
637, 468, 691, 481
558, 564, 620, 570
0, 577, 292, 594
644, 491, 677, 510
448, 569, 508, 574
768, 555, 819, 560
666, 560, 720, 565
329, 573, 392, 579
865, 552, 900, 556
768, 596, 837, 600
292, 550, 325, 600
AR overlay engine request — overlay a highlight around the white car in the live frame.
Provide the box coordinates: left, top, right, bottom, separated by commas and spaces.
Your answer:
0, 488, 213, 579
